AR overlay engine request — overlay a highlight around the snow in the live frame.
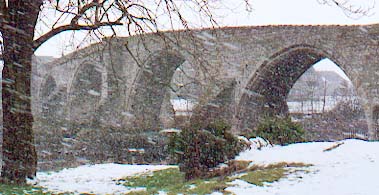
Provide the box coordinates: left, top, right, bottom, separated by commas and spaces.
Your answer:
230, 139, 379, 195
160, 128, 182, 134
170, 99, 195, 116
34, 139, 379, 195
36, 164, 174, 194
287, 96, 347, 114
248, 137, 272, 150
87, 89, 101, 96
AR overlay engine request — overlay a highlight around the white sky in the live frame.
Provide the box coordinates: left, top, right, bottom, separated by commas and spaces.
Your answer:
34, 0, 378, 80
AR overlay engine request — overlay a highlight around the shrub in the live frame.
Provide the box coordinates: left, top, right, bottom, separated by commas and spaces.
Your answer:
168, 120, 247, 180
73, 128, 168, 164
249, 116, 305, 145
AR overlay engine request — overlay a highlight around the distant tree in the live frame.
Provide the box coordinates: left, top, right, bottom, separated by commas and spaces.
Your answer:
287, 67, 320, 114
304, 69, 320, 115
321, 77, 327, 113
0, 0, 251, 184
334, 79, 359, 110
338, 79, 352, 97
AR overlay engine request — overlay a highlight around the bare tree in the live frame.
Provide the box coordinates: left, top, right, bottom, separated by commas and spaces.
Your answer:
305, 73, 319, 115
321, 77, 327, 113
0, 0, 251, 184
318, 0, 375, 17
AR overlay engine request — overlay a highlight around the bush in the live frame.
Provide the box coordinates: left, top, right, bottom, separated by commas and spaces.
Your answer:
168, 120, 247, 180
73, 128, 168, 164
248, 116, 305, 145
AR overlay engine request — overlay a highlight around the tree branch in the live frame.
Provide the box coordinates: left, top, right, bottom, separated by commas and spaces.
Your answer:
318, 0, 375, 18
33, 21, 122, 50
71, 1, 102, 26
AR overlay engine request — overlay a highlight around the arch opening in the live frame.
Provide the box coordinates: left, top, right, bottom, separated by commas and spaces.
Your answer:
68, 63, 103, 129
40, 75, 64, 121
237, 46, 369, 141
129, 51, 186, 130
36, 75, 68, 165
168, 60, 204, 128
40, 76, 57, 114
287, 59, 368, 141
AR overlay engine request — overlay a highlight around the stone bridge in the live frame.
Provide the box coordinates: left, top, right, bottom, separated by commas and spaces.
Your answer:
32, 24, 379, 140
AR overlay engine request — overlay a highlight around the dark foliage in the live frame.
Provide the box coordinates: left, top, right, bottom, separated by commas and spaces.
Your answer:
168, 120, 247, 180
248, 117, 305, 145
324, 99, 365, 120
73, 128, 168, 164
299, 99, 368, 141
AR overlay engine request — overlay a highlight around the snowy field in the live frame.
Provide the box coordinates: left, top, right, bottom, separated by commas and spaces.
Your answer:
170, 98, 195, 116
35, 139, 379, 195
287, 96, 357, 114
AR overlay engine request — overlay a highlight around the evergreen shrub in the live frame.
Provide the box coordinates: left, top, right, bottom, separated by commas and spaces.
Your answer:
168, 120, 247, 180
249, 116, 305, 145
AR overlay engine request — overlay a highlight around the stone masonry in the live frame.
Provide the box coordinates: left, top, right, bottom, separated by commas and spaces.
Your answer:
33, 24, 379, 140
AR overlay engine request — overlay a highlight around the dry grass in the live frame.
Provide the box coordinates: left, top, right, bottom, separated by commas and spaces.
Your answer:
323, 142, 345, 152
123, 161, 313, 194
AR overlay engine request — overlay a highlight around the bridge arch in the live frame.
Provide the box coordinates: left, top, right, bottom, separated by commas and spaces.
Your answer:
40, 75, 57, 119
38, 74, 68, 129
40, 75, 57, 101
235, 44, 369, 133
67, 62, 105, 129
128, 50, 186, 130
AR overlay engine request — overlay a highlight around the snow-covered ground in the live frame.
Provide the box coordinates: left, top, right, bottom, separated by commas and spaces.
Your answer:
36, 164, 174, 194
287, 96, 357, 114
231, 139, 379, 195
35, 139, 379, 195
170, 98, 195, 116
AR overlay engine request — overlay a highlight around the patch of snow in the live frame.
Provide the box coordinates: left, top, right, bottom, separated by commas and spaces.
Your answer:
287, 96, 359, 114
342, 132, 367, 140
127, 148, 145, 153
40, 150, 52, 156
249, 137, 272, 150
34, 139, 379, 195
229, 139, 379, 195
170, 99, 195, 116
121, 111, 135, 118
160, 128, 181, 134
61, 142, 72, 148
88, 89, 101, 96
36, 164, 173, 194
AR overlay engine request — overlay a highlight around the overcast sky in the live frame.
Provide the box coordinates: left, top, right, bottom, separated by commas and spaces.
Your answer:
34, 0, 378, 79
220, 0, 377, 25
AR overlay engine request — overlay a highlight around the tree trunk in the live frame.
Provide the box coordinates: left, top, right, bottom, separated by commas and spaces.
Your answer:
1, 39, 37, 184
1, 1, 41, 184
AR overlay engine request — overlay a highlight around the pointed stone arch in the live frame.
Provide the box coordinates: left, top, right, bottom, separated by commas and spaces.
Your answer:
235, 44, 369, 133
40, 75, 58, 119
67, 62, 104, 129
128, 50, 185, 130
